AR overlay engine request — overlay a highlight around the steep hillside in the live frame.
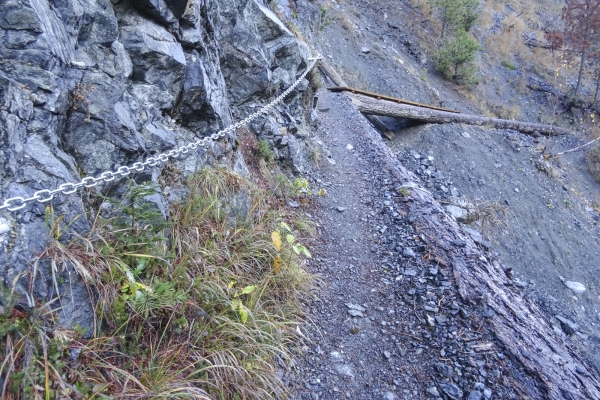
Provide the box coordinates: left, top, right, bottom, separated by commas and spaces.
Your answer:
2, 0, 600, 398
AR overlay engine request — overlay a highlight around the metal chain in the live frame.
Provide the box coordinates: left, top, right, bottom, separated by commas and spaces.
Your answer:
0, 57, 321, 212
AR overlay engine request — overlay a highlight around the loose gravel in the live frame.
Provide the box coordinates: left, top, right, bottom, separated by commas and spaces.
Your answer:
288, 90, 538, 400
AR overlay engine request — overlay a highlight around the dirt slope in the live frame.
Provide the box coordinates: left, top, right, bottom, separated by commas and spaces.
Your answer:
302, 0, 600, 375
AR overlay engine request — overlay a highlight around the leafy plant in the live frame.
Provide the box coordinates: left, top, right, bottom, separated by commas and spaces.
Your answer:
228, 282, 257, 323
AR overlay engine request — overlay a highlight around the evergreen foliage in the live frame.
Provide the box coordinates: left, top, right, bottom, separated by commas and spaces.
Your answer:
434, 29, 480, 84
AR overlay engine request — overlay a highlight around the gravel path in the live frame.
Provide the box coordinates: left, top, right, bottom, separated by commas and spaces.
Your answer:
289, 90, 539, 400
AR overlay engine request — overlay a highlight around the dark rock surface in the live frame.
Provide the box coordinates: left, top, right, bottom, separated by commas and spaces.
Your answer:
0, 0, 316, 332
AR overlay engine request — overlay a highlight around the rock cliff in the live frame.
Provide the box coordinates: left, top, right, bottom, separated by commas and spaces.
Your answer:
0, 0, 317, 331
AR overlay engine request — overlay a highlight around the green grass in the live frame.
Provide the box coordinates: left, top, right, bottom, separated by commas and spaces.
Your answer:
0, 167, 316, 399
501, 60, 517, 70
258, 139, 275, 163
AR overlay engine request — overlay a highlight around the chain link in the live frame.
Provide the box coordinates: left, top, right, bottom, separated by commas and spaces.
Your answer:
0, 58, 321, 213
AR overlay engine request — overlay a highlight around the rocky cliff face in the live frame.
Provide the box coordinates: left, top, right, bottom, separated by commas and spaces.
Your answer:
0, 0, 317, 330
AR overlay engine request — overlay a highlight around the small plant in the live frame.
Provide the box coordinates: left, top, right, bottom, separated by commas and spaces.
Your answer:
228, 281, 257, 323
271, 221, 312, 274
258, 139, 275, 163
319, 5, 337, 30
291, 177, 312, 196
397, 186, 410, 197
433, 29, 480, 84
501, 60, 517, 70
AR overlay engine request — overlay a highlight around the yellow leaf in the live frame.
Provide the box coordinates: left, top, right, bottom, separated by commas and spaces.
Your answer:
271, 231, 282, 251
228, 281, 236, 289
273, 255, 282, 274
318, 188, 327, 196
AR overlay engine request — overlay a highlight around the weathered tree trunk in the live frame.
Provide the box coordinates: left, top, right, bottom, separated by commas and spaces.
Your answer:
317, 60, 348, 87
575, 49, 586, 98
347, 92, 574, 136
365, 114, 394, 139
353, 95, 600, 398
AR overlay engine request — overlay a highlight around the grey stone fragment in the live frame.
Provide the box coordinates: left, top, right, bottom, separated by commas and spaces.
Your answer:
403, 247, 416, 258
120, 19, 186, 99
556, 315, 579, 335
382, 392, 396, 400
426, 387, 440, 396
174, 49, 231, 132
565, 280, 586, 294
441, 383, 463, 399
468, 391, 483, 400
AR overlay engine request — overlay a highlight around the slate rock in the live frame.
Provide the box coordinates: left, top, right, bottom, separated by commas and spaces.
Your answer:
441, 382, 463, 399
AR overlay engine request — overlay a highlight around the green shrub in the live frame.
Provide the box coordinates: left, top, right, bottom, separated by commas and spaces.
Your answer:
434, 29, 480, 84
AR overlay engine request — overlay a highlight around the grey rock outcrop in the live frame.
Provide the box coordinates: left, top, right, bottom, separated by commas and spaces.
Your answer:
0, 0, 316, 333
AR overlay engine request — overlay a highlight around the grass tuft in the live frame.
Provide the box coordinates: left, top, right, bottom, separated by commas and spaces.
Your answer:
1, 167, 316, 399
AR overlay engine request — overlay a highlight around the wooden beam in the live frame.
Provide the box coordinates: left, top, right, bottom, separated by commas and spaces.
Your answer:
329, 86, 460, 113
347, 92, 574, 136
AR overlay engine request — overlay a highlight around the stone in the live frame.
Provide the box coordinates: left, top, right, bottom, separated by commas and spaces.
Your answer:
173, 49, 231, 132
348, 309, 364, 317
382, 392, 396, 400
130, 0, 178, 26
461, 225, 483, 243
426, 387, 440, 397
467, 390, 483, 400
337, 206, 346, 212
120, 18, 186, 99
361, 47, 370, 54
383, 350, 391, 359
346, 303, 366, 313
445, 205, 469, 222
0, 218, 10, 235
565, 281, 586, 295
427, 315, 435, 326
556, 315, 579, 335
403, 247, 416, 258
441, 382, 463, 399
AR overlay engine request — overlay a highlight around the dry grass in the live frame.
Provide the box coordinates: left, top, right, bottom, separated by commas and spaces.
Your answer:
1, 167, 317, 399
339, 10, 355, 32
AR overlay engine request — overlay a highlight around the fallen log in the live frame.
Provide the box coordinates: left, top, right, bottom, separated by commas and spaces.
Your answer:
341, 87, 600, 398
347, 92, 574, 136
317, 60, 348, 87
365, 114, 394, 140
